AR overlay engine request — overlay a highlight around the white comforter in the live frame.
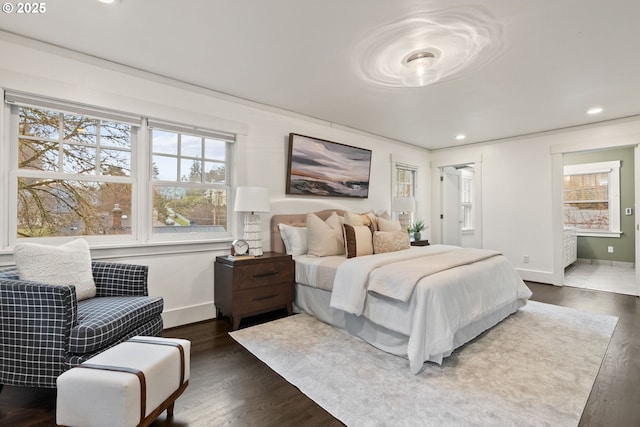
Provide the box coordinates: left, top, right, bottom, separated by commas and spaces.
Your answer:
329, 245, 532, 373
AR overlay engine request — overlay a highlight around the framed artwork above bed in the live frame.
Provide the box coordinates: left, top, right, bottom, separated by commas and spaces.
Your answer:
286, 133, 372, 198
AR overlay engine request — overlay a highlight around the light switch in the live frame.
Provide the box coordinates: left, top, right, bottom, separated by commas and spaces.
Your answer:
625, 208, 633, 215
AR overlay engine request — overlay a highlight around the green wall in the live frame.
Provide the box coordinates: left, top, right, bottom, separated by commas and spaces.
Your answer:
564, 147, 635, 263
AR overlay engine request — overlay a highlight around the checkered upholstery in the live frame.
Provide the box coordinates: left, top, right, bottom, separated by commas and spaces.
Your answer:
70, 296, 163, 353
0, 262, 163, 389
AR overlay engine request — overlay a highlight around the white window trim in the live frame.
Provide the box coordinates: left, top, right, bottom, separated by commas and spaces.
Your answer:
564, 160, 621, 238
460, 168, 474, 232
390, 157, 419, 224
3, 92, 236, 249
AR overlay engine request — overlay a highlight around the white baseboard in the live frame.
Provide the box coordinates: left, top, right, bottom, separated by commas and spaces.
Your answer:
162, 302, 216, 329
516, 268, 555, 285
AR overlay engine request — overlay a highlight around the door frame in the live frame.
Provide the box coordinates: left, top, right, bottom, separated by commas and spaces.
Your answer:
551, 143, 639, 293
430, 156, 482, 246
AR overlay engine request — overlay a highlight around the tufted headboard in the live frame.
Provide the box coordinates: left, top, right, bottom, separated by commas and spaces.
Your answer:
270, 209, 346, 253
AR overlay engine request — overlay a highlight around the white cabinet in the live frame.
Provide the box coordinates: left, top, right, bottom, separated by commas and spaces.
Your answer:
563, 227, 577, 267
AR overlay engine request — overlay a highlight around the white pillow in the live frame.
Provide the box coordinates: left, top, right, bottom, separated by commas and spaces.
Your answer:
278, 224, 308, 256
307, 212, 345, 257
14, 238, 96, 301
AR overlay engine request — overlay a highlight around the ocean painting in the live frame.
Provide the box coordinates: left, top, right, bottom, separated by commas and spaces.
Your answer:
286, 133, 372, 198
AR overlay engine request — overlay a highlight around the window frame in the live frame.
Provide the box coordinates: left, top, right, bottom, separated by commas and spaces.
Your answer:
460, 168, 474, 232
391, 160, 418, 225
147, 121, 233, 242
563, 160, 621, 238
3, 92, 236, 247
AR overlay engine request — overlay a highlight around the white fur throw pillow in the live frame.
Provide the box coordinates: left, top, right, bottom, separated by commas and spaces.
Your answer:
14, 238, 96, 301
278, 223, 308, 256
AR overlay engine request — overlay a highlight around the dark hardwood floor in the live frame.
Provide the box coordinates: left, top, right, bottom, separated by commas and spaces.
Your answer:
1, 282, 639, 427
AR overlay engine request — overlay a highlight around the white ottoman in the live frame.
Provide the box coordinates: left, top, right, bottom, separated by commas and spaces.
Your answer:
56, 336, 190, 427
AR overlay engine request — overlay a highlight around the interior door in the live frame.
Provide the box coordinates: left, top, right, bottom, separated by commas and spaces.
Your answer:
441, 167, 462, 246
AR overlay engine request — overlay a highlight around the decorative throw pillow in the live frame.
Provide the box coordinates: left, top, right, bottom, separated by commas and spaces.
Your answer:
376, 216, 402, 232
13, 238, 96, 301
344, 224, 374, 258
373, 230, 410, 254
344, 211, 377, 232
307, 212, 345, 257
278, 224, 308, 256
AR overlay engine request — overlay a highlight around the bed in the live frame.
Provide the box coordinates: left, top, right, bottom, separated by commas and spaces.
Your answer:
270, 209, 532, 374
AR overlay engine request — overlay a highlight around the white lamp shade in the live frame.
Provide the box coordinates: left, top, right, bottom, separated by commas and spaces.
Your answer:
392, 196, 416, 213
234, 187, 270, 213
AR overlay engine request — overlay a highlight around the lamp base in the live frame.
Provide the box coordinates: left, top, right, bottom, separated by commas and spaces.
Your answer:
243, 213, 263, 256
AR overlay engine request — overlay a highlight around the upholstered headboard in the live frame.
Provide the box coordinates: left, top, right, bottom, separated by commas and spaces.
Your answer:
270, 209, 346, 253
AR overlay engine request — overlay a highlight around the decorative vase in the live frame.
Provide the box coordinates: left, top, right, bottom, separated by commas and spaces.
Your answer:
413, 232, 421, 241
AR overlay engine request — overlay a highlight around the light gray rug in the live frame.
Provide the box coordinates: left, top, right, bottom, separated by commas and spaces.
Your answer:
230, 301, 617, 427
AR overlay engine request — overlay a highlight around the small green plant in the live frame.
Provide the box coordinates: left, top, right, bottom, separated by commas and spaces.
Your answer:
410, 219, 425, 233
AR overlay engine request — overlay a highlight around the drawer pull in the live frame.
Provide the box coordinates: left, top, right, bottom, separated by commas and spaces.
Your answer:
253, 293, 278, 301
253, 271, 279, 278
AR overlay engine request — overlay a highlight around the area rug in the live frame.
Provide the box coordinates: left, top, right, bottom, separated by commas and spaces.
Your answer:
230, 301, 617, 427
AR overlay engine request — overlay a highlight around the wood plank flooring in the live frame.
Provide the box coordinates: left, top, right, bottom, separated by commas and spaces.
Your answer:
1, 282, 638, 427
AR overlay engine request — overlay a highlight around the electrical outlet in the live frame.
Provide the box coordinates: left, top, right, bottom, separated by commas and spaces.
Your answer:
608, 246, 614, 253
523, 255, 530, 263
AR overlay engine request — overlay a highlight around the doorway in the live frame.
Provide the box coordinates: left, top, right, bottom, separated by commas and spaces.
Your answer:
440, 164, 480, 248
562, 147, 637, 296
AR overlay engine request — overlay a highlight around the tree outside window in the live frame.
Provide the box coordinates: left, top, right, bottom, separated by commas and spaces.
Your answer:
16, 106, 133, 237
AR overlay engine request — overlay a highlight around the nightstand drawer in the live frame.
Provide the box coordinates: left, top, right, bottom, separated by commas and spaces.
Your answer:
234, 261, 294, 290
234, 282, 294, 314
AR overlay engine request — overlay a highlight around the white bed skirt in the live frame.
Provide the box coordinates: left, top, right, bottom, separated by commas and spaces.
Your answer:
294, 282, 525, 371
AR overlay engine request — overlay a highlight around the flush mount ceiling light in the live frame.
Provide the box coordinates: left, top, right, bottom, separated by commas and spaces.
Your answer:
404, 49, 440, 71
354, 6, 504, 88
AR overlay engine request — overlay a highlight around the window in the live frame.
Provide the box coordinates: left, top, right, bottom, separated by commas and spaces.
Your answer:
563, 161, 621, 237
11, 103, 135, 238
149, 122, 232, 235
6, 93, 235, 243
460, 169, 473, 231
392, 162, 418, 226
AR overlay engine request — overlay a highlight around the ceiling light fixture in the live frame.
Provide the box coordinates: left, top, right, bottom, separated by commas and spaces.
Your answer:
405, 49, 439, 71
587, 107, 603, 115
98, 0, 118, 4
354, 6, 504, 88
455, 134, 466, 140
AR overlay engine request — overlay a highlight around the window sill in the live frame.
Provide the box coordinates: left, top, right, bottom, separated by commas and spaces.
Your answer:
577, 231, 622, 238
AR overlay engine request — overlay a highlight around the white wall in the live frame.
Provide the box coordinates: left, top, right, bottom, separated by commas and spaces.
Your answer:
0, 33, 430, 328
429, 118, 640, 284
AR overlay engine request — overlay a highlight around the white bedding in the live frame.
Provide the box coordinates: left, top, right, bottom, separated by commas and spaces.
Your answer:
295, 245, 532, 374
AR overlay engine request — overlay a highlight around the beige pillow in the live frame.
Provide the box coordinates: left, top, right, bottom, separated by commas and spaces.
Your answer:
376, 216, 402, 232
344, 224, 374, 258
373, 230, 410, 254
307, 212, 345, 256
344, 211, 377, 231
14, 238, 96, 300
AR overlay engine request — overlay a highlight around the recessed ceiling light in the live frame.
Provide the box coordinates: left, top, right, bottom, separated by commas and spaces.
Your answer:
587, 107, 603, 115
455, 134, 466, 140
98, 0, 118, 4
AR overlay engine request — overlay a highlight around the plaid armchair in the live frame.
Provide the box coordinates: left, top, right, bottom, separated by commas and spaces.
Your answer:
0, 261, 164, 389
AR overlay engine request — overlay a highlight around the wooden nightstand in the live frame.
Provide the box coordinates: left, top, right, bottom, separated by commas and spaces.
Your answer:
411, 239, 430, 246
214, 252, 295, 330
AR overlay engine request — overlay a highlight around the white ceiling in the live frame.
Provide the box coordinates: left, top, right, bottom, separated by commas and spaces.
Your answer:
1, 0, 639, 149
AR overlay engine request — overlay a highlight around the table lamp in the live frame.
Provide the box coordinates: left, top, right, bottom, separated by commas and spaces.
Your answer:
233, 186, 270, 256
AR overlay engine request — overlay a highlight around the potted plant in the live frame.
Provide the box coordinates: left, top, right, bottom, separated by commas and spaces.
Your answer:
410, 219, 426, 241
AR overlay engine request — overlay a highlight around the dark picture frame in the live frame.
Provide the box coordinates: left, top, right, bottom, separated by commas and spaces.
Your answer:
286, 133, 372, 198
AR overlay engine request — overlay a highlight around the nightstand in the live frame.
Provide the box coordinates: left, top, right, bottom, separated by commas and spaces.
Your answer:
214, 252, 295, 330
411, 239, 430, 246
